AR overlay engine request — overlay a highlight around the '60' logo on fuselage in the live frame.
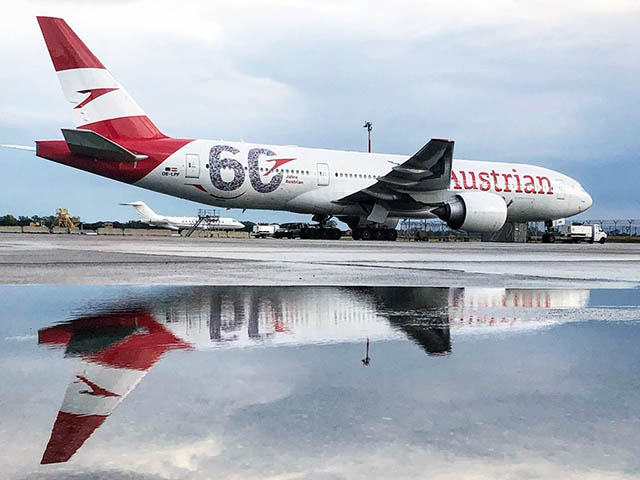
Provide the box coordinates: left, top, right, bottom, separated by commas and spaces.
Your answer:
209, 145, 296, 194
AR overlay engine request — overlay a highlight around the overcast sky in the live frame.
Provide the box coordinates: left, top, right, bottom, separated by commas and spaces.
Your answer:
1, 1, 639, 223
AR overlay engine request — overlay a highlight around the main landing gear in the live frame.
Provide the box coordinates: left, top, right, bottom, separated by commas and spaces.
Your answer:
352, 227, 398, 241
301, 227, 342, 240
306, 214, 342, 240
337, 215, 399, 242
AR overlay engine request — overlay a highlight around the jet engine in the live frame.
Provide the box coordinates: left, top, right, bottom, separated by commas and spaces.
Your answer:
432, 192, 507, 232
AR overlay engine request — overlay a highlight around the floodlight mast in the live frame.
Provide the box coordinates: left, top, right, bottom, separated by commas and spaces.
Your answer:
363, 121, 373, 153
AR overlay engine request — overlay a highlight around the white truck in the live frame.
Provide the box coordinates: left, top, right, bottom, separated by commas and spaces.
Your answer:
251, 223, 280, 239
555, 223, 607, 244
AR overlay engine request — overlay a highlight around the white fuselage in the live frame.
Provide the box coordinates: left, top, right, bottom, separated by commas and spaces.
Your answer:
136, 140, 592, 223
145, 215, 244, 231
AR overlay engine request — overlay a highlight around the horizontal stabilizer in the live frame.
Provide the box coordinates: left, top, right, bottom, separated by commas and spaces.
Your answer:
61, 129, 148, 162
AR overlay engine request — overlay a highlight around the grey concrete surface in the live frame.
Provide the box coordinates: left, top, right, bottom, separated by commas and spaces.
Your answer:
0, 233, 638, 287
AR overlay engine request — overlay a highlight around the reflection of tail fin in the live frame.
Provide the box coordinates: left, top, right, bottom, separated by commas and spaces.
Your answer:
41, 364, 146, 464
39, 311, 191, 464
120, 201, 158, 222
36, 16, 164, 141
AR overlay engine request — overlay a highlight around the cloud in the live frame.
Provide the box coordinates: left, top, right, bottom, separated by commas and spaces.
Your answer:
0, 0, 639, 220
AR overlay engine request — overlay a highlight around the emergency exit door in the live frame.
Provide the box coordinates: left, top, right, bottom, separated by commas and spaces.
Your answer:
317, 163, 329, 186
185, 153, 200, 178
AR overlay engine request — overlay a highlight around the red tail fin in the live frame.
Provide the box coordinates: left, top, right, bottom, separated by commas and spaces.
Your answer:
37, 16, 165, 140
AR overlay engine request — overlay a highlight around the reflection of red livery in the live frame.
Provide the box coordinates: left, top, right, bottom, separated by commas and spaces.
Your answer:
38, 311, 191, 464
36, 286, 590, 464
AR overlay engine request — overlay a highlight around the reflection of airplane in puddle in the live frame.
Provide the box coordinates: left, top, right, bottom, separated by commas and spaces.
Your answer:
38, 286, 589, 464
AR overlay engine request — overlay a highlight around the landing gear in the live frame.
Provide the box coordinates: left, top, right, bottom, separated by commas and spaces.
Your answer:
385, 229, 398, 241
359, 228, 372, 240
303, 214, 342, 240
351, 227, 398, 241
339, 216, 398, 241
301, 227, 341, 240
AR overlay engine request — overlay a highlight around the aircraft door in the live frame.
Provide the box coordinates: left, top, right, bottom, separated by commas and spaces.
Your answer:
185, 153, 200, 178
317, 163, 329, 186
555, 179, 565, 200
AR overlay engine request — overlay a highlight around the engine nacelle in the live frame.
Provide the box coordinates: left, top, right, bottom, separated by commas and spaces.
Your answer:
433, 192, 507, 232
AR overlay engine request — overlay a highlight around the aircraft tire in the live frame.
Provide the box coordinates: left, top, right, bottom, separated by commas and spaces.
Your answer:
373, 229, 385, 241
360, 228, 373, 241
332, 228, 342, 240
307, 229, 318, 239
319, 229, 329, 240
352, 229, 361, 240
385, 229, 398, 241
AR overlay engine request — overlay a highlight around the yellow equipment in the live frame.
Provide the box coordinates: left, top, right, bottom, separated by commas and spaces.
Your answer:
54, 208, 81, 228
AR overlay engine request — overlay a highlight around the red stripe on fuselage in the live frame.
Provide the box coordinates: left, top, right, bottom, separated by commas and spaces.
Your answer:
36, 137, 193, 184
37, 17, 105, 72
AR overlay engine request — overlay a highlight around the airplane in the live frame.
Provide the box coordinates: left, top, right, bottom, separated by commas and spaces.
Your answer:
4, 17, 592, 242
121, 201, 245, 231
37, 285, 590, 464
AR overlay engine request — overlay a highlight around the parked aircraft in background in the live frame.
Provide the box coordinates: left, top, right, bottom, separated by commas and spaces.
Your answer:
6, 17, 593, 241
121, 201, 244, 231
38, 286, 590, 464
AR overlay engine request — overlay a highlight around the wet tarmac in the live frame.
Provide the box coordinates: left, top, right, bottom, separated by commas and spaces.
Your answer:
1, 234, 639, 287
1, 285, 640, 479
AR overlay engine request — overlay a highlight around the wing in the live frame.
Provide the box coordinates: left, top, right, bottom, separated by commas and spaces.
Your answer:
336, 138, 453, 204
334, 139, 454, 222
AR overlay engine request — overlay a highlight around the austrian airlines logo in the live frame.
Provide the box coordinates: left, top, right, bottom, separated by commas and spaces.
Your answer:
264, 158, 296, 176
74, 87, 119, 109
76, 375, 120, 397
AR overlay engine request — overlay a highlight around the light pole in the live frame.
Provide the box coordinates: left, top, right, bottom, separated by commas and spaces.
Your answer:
363, 121, 373, 153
